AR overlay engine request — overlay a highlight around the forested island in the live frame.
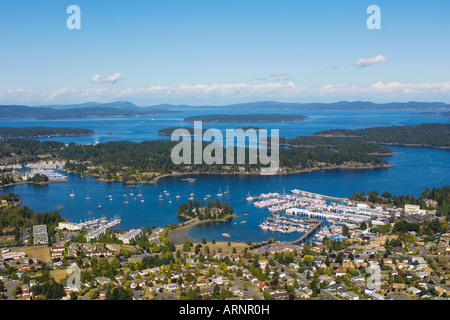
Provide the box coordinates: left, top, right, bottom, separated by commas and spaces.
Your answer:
157, 126, 261, 136
157, 127, 213, 136
0, 127, 94, 138
314, 123, 450, 149
0, 136, 391, 184
183, 114, 308, 123
177, 199, 235, 221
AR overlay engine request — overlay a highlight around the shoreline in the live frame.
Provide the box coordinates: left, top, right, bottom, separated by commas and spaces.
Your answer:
166, 216, 235, 244
0, 180, 59, 189
2, 162, 395, 188
94, 163, 396, 185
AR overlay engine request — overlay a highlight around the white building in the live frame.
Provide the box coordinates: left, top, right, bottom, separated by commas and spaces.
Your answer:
118, 229, 142, 244
58, 222, 82, 231
33, 225, 48, 244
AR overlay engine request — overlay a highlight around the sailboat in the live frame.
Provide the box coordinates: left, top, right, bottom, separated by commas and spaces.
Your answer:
85, 192, 90, 200
224, 186, 230, 194
97, 203, 103, 209
140, 196, 145, 203
176, 193, 180, 199
70, 189, 75, 197
137, 190, 142, 197
159, 193, 164, 201
217, 187, 223, 197
246, 192, 253, 201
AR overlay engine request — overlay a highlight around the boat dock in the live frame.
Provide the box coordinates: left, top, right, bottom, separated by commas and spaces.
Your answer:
290, 220, 323, 245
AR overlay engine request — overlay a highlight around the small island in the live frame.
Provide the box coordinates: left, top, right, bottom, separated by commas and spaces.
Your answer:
183, 114, 308, 123
0, 127, 94, 138
157, 127, 213, 136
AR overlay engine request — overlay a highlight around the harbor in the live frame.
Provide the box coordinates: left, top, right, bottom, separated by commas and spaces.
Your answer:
254, 188, 394, 243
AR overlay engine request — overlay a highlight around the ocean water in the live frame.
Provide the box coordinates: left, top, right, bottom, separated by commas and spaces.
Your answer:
0, 109, 449, 242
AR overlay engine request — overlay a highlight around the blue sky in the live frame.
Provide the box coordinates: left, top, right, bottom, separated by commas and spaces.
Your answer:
1, 0, 450, 105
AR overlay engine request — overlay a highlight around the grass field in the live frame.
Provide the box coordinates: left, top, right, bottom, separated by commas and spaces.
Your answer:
11, 246, 52, 263
175, 241, 249, 255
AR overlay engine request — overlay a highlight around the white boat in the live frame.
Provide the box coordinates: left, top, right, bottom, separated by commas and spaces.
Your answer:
85, 193, 90, 200
222, 233, 230, 238
217, 188, 223, 197
70, 189, 75, 197
176, 194, 180, 199
224, 186, 230, 194
246, 192, 253, 201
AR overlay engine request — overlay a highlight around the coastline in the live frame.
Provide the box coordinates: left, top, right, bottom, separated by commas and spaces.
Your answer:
166, 216, 236, 244
91, 162, 396, 185
0, 180, 57, 189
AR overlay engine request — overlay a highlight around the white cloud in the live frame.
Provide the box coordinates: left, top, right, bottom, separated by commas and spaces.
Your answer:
2, 80, 450, 104
269, 72, 291, 81
90, 73, 124, 84
353, 55, 387, 67
327, 63, 341, 70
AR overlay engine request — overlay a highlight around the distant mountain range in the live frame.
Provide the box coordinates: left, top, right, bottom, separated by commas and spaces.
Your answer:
0, 101, 180, 120
0, 101, 449, 120
218, 101, 450, 111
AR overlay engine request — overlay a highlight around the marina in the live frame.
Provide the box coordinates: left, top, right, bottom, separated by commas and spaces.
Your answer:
254, 188, 394, 243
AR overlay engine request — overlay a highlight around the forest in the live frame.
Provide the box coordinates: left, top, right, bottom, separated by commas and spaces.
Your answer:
314, 123, 450, 148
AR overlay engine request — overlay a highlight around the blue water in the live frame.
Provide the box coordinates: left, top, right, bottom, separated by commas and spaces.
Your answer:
0, 109, 449, 242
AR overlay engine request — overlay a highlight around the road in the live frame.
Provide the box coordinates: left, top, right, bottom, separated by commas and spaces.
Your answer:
4, 280, 19, 300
